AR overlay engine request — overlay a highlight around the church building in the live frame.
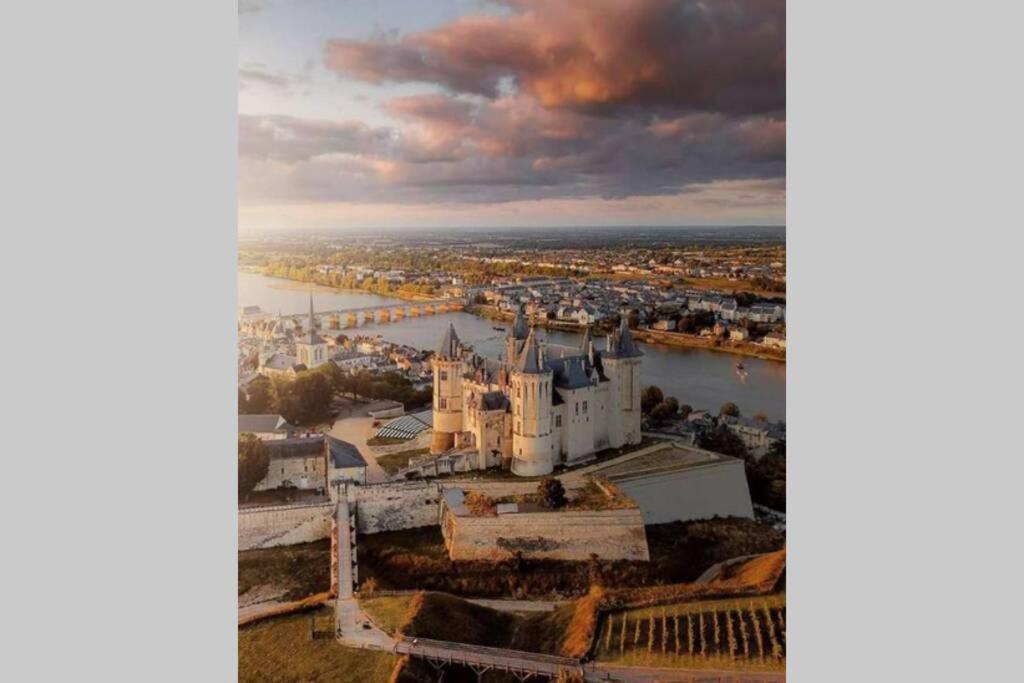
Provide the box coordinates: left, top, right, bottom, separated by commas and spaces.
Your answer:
431, 310, 643, 476
258, 294, 328, 378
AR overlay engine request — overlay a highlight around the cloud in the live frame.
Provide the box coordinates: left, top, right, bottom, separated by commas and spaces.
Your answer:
241, 0, 785, 216
325, 0, 784, 114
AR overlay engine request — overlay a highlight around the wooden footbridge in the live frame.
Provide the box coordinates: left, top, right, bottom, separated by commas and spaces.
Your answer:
395, 636, 582, 681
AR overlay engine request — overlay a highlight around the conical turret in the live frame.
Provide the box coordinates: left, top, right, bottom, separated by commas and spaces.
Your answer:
514, 328, 544, 374
511, 307, 529, 340
437, 322, 461, 359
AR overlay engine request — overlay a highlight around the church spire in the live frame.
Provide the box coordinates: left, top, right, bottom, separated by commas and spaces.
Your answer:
308, 293, 315, 332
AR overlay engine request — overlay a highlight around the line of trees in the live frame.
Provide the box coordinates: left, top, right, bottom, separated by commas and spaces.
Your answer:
239, 363, 432, 425
238, 434, 269, 500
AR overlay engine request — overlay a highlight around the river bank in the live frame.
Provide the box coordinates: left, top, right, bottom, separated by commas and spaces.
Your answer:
466, 305, 785, 362
631, 329, 786, 362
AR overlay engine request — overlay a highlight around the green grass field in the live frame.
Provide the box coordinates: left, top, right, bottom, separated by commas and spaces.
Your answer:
361, 594, 416, 634
239, 606, 398, 682
376, 448, 430, 474
595, 594, 786, 672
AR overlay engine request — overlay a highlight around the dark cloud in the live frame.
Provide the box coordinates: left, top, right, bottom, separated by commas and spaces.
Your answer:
239, 99, 784, 204
242, 0, 784, 207
325, 0, 784, 115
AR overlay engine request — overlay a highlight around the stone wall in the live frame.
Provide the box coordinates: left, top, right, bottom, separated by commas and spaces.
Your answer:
441, 507, 649, 562
238, 501, 333, 550
345, 481, 442, 535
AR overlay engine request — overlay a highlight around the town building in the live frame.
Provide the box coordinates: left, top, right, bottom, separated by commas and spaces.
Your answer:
257, 295, 329, 377
238, 414, 297, 440
430, 309, 643, 477
256, 436, 328, 492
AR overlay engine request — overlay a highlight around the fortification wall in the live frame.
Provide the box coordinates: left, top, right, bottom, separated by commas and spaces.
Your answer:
443, 508, 649, 561
347, 481, 442, 534
238, 502, 334, 550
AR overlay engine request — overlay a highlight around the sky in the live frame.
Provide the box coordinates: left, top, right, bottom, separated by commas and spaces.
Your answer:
239, 0, 785, 231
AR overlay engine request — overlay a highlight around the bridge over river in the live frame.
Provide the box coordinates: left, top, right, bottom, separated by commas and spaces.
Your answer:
240, 298, 467, 329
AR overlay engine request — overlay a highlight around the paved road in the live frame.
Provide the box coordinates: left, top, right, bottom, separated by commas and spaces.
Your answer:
335, 598, 394, 650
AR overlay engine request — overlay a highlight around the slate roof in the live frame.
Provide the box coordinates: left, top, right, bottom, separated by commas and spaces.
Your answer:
264, 436, 325, 459
549, 356, 592, 390
238, 414, 295, 435
480, 390, 510, 411
605, 317, 643, 358
263, 353, 302, 371
514, 329, 545, 374
437, 322, 461, 359
327, 436, 368, 469
511, 308, 529, 339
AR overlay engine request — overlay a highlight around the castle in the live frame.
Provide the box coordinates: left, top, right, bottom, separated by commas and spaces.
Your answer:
431, 310, 643, 476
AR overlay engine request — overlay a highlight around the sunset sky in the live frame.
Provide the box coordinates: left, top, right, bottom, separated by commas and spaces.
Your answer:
239, 0, 785, 230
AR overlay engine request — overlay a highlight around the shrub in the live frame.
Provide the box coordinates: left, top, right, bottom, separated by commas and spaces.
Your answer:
537, 477, 567, 509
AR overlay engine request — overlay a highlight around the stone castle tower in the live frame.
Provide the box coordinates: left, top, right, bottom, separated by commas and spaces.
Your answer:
601, 317, 643, 447
296, 294, 328, 369
431, 323, 465, 454
510, 328, 555, 476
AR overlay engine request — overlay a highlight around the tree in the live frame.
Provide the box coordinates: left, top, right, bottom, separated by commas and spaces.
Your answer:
747, 449, 786, 511
753, 411, 768, 422
698, 424, 748, 458
315, 361, 346, 395
679, 404, 693, 420
243, 377, 273, 414
649, 400, 677, 424
238, 434, 269, 500
537, 477, 567, 509
719, 402, 740, 417
238, 388, 248, 413
641, 386, 665, 415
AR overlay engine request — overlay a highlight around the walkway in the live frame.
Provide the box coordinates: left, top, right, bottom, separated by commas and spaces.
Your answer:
396, 636, 582, 680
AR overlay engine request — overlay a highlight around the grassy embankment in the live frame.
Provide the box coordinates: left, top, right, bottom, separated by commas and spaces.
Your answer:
239, 540, 331, 603
357, 518, 784, 599
362, 589, 603, 659
367, 550, 785, 676
238, 606, 398, 682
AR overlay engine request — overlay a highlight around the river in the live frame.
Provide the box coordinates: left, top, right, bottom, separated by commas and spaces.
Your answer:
239, 272, 786, 421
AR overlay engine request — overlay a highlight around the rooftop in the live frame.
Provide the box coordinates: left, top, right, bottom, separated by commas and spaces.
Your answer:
327, 436, 368, 469
238, 414, 296, 435
588, 443, 733, 481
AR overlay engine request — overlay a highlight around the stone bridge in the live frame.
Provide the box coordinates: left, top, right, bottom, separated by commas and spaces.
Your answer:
242, 298, 467, 329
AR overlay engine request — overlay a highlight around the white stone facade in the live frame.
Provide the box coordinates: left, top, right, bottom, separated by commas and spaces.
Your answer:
430, 314, 643, 477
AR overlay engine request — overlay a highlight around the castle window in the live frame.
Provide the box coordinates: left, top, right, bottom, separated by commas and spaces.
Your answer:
439, 398, 447, 409
574, 403, 579, 416
440, 370, 448, 381
555, 415, 562, 428
582, 401, 588, 414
